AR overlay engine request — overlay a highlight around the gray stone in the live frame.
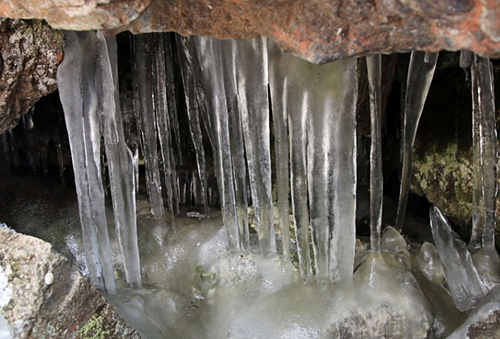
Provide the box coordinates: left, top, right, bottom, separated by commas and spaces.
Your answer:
0, 227, 143, 339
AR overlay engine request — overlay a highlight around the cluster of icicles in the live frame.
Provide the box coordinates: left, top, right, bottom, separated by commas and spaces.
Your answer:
56, 30, 499, 312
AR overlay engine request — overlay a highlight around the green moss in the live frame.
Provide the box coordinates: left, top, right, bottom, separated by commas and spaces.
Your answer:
79, 313, 110, 339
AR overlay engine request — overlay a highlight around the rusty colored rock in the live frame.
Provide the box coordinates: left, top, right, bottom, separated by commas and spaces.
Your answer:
0, 19, 63, 134
1, 0, 500, 63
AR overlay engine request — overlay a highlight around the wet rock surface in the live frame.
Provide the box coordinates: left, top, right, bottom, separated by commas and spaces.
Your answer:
0, 19, 63, 134
0, 0, 499, 63
0, 227, 142, 339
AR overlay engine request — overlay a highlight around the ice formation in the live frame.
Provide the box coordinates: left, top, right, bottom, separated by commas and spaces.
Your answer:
57, 31, 141, 292
430, 207, 486, 312
395, 51, 438, 232
44, 28, 500, 338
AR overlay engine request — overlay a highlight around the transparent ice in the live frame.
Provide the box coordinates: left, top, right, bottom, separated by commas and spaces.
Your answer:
395, 52, 438, 232
57, 31, 116, 293
430, 207, 486, 312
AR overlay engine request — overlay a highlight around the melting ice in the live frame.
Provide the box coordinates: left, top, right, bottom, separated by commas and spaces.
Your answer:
2, 28, 494, 338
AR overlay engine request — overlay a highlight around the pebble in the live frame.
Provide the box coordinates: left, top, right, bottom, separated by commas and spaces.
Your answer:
44, 272, 54, 285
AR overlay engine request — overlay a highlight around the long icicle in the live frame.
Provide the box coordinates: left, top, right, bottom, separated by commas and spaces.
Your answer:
469, 54, 500, 291
289, 89, 313, 281
327, 57, 358, 284
474, 55, 498, 249
367, 54, 383, 254
236, 38, 275, 257
395, 51, 438, 232
191, 36, 241, 251
132, 34, 164, 219
267, 39, 291, 262
164, 33, 183, 167
99, 33, 142, 289
152, 33, 176, 223
57, 31, 116, 293
176, 34, 210, 215
220, 39, 250, 251
461, 50, 485, 251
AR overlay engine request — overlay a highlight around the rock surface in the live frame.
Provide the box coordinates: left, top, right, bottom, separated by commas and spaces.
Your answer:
0, 0, 500, 63
448, 287, 500, 339
0, 19, 63, 134
0, 226, 142, 339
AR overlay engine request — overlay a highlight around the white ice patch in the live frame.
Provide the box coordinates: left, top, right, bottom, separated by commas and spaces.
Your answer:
0, 266, 12, 308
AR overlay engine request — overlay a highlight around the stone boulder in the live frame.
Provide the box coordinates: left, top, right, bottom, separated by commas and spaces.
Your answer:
0, 226, 142, 339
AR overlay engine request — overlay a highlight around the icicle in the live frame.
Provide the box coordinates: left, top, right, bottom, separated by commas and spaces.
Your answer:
430, 207, 486, 312
152, 33, 176, 223
220, 39, 250, 252
54, 136, 66, 186
191, 36, 241, 251
132, 34, 164, 219
133, 147, 140, 193
367, 54, 383, 254
474, 55, 497, 249
164, 34, 183, 166
469, 54, 500, 290
289, 88, 313, 281
99, 33, 142, 289
235, 38, 274, 256
176, 34, 209, 215
305, 57, 358, 282
267, 40, 291, 262
57, 31, 116, 293
461, 50, 485, 252
395, 51, 438, 232
415, 242, 445, 285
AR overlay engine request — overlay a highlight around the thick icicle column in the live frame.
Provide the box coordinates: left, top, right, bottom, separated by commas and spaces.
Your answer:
58, 31, 142, 292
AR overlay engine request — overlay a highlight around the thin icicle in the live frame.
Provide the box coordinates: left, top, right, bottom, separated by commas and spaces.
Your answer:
235, 38, 274, 256
54, 136, 66, 186
191, 36, 241, 252
367, 55, 383, 254
289, 89, 313, 281
152, 33, 176, 223
133, 147, 140, 193
164, 34, 183, 166
461, 50, 485, 252
176, 34, 210, 215
474, 55, 498, 249
267, 39, 291, 262
220, 39, 250, 251
99, 33, 142, 289
132, 34, 164, 219
395, 51, 438, 232
57, 31, 116, 293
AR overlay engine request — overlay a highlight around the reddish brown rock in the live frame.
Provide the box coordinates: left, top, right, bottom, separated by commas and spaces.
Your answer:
1, 0, 500, 63
0, 19, 63, 134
